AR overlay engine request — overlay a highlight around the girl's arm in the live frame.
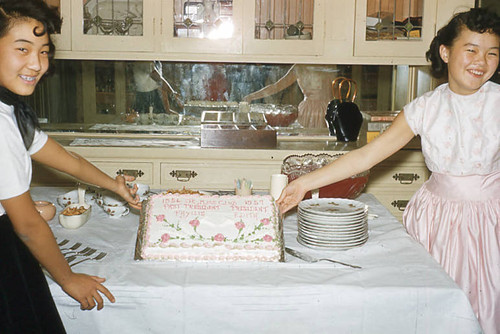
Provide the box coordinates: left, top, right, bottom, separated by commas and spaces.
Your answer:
277, 111, 416, 213
1, 192, 115, 310
31, 137, 140, 209
243, 65, 298, 102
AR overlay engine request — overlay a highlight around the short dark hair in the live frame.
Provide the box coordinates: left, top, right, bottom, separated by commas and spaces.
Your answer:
426, 7, 500, 79
0, 0, 62, 75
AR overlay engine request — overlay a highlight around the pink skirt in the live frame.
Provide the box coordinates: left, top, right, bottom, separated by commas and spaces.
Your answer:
404, 172, 500, 334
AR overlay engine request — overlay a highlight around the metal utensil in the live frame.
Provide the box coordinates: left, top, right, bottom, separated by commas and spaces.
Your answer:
285, 247, 361, 269
64, 246, 91, 257
61, 242, 82, 253
57, 239, 69, 247
70, 252, 107, 267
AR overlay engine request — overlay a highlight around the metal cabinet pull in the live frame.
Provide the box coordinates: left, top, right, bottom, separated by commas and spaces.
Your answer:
170, 170, 197, 182
391, 200, 409, 211
392, 173, 419, 184
116, 169, 144, 178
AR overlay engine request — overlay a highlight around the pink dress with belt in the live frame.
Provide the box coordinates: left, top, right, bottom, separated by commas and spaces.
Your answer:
403, 82, 500, 334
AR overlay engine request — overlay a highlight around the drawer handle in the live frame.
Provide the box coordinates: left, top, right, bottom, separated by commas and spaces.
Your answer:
117, 169, 144, 178
170, 170, 198, 182
392, 173, 419, 184
391, 200, 409, 211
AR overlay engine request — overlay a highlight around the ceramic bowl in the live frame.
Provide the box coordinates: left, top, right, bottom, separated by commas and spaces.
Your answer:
59, 203, 91, 229
34, 200, 56, 221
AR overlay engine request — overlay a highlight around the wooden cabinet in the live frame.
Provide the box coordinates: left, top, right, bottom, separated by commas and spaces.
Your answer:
364, 150, 430, 221
32, 141, 429, 222
354, 0, 474, 58
43, 0, 72, 50
52, 0, 475, 63
70, 0, 157, 52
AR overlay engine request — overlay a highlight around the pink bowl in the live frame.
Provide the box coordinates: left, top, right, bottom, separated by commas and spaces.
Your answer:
281, 153, 370, 199
34, 200, 56, 221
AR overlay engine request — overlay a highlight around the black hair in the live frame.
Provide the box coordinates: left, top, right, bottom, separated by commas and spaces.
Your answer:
426, 7, 500, 79
0, 0, 62, 150
0, 0, 62, 76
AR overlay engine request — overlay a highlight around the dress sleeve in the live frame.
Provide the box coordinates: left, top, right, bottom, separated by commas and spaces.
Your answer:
0, 120, 31, 201
403, 91, 429, 137
28, 129, 48, 155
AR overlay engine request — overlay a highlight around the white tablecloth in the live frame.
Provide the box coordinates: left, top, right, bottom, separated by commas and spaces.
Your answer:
31, 187, 482, 334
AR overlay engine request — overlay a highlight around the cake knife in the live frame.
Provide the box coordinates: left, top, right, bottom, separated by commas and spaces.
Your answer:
285, 247, 361, 269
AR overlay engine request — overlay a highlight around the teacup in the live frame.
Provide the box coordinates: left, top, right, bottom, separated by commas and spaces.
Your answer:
57, 190, 78, 207
131, 183, 150, 197
34, 200, 56, 221
101, 190, 127, 207
102, 204, 129, 218
57, 190, 94, 207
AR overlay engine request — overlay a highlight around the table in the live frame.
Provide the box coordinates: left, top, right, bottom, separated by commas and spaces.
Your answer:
31, 187, 482, 334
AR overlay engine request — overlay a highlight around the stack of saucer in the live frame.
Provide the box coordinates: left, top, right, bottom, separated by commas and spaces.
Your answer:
297, 198, 368, 250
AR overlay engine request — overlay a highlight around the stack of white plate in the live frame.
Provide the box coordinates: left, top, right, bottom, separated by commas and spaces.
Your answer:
297, 198, 369, 250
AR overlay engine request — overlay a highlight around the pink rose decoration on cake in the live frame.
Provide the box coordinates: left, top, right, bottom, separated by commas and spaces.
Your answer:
213, 233, 225, 242
161, 233, 171, 243
260, 218, 270, 226
263, 234, 273, 242
235, 221, 245, 230
189, 219, 200, 228
156, 214, 165, 222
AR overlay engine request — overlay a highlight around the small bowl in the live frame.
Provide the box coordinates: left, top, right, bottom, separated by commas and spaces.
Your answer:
59, 203, 91, 229
34, 201, 56, 221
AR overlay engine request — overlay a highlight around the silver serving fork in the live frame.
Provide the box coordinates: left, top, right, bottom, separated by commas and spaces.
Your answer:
70, 252, 107, 267
285, 247, 362, 269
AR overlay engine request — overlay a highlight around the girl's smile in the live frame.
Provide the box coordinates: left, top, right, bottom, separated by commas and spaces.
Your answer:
440, 28, 500, 95
0, 18, 50, 96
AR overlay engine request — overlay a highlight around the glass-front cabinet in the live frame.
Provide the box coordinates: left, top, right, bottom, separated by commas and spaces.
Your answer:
242, 0, 326, 55
43, 0, 72, 50
70, 0, 157, 52
354, 0, 436, 57
161, 0, 243, 54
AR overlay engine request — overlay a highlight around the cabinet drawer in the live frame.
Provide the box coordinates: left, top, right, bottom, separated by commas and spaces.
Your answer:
161, 162, 281, 191
92, 161, 153, 184
367, 165, 430, 187
367, 190, 417, 223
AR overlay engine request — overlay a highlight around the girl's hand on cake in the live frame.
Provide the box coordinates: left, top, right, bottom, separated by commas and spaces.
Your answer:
114, 175, 142, 210
276, 180, 307, 213
61, 273, 115, 311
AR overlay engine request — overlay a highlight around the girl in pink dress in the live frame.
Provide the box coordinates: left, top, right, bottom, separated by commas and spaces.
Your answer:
277, 8, 499, 333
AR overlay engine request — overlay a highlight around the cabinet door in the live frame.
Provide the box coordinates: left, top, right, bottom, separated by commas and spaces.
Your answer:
354, 0, 437, 58
242, 0, 326, 56
160, 0, 243, 54
71, 0, 157, 52
43, 0, 72, 50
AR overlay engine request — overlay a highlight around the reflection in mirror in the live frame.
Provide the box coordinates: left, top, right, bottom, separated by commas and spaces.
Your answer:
27, 61, 423, 133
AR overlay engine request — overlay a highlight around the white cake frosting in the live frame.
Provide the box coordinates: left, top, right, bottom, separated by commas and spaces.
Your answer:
135, 193, 284, 262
